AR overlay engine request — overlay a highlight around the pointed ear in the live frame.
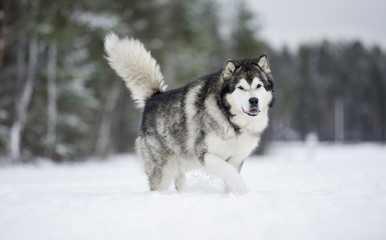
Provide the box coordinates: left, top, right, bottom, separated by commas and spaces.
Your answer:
256, 54, 271, 73
223, 59, 239, 78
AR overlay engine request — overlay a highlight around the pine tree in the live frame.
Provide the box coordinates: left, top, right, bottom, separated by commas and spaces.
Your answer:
231, 1, 264, 59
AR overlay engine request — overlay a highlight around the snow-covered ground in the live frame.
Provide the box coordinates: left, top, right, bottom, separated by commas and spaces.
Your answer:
1, 143, 385, 240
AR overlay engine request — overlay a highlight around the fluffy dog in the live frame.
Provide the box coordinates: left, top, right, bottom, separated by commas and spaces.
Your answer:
104, 33, 274, 194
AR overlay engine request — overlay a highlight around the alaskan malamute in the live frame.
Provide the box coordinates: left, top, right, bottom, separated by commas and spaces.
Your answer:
104, 33, 274, 194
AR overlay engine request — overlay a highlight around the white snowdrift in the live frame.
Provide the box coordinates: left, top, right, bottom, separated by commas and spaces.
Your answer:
1, 143, 385, 240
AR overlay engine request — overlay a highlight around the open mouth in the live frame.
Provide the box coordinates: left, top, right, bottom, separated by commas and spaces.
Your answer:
242, 107, 260, 117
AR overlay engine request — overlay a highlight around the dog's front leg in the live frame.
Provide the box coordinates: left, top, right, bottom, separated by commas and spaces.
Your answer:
204, 153, 249, 195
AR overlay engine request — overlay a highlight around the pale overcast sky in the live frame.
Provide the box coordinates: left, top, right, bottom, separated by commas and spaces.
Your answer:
238, 0, 386, 50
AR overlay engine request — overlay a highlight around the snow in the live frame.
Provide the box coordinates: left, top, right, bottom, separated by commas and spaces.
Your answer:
1, 143, 386, 240
73, 11, 119, 31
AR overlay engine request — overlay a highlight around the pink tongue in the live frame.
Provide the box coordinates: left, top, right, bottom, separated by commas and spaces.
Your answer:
248, 109, 259, 114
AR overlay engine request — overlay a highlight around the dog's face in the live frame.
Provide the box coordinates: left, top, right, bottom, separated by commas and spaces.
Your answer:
221, 55, 274, 118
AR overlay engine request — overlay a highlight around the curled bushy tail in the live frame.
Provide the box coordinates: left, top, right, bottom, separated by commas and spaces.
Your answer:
104, 32, 167, 108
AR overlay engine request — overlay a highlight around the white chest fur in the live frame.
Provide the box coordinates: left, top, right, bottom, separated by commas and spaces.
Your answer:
206, 131, 259, 164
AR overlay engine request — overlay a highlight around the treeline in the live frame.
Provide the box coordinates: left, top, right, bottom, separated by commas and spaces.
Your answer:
0, 0, 385, 162
268, 41, 386, 143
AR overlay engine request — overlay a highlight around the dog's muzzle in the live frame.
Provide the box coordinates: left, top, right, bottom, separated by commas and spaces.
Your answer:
243, 97, 260, 117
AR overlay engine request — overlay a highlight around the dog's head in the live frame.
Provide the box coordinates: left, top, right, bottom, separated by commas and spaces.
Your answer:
221, 55, 274, 118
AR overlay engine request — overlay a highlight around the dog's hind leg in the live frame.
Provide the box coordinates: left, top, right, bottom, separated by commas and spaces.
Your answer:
141, 154, 176, 191
148, 159, 176, 191
137, 136, 176, 191
174, 172, 186, 192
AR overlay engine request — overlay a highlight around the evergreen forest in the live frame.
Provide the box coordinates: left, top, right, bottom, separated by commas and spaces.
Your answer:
1, 0, 385, 162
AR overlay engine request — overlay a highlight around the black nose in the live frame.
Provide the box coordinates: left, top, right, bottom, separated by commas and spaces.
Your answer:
249, 97, 258, 106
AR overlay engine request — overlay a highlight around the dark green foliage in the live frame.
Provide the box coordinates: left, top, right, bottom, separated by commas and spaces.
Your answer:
231, 1, 264, 58
270, 41, 386, 141
0, 0, 385, 161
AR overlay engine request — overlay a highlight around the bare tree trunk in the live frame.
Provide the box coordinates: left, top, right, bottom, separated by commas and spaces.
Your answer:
45, 42, 57, 156
9, 37, 39, 161
334, 98, 344, 142
0, 0, 8, 69
95, 81, 121, 158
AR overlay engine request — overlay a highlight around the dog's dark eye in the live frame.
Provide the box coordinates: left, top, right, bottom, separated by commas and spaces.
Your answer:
238, 86, 244, 90
256, 84, 262, 89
